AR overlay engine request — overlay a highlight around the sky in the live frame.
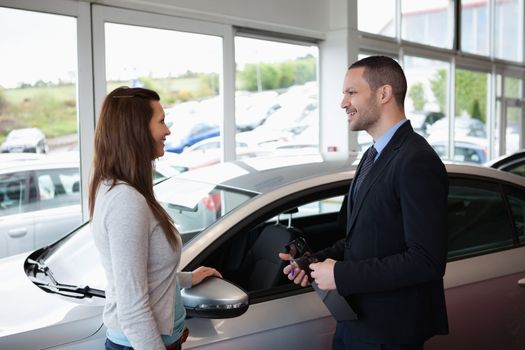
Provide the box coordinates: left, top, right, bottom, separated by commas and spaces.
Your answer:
0, 6, 317, 89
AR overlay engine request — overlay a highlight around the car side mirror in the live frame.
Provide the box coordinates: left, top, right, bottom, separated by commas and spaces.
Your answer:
181, 276, 249, 318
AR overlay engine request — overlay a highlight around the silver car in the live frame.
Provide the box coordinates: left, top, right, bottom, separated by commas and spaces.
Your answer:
1, 127, 49, 154
0, 155, 524, 349
0, 153, 82, 258
0, 152, 189, 259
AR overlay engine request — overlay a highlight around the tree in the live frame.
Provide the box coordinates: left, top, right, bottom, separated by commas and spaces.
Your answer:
408, 82, 426, 111
471, 99, 482, 121
198, 73, 219, 97
455, 69, 487, 122
429, 69, 447, 113
430, 68, 487, 122
236, 56, 317, 92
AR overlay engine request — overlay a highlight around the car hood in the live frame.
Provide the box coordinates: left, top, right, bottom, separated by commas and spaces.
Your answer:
0, 252, 103, 348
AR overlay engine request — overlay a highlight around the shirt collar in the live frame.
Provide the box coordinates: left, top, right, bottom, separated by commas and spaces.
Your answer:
372, 119, 408, 159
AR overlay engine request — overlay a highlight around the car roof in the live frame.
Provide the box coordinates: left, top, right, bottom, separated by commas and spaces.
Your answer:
484, 149, 525, 168
168, 153, 525, 195
171, 153, 357, 194
0, 152, 79, 173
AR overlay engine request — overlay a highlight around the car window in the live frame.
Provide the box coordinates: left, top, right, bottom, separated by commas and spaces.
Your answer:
454, 146, 484, 164
502, 161, 525, 177
35, 168, 80, 210
196, 186, 347, 300
447, 178, 514, 259
154, 177, 256, 243
0, 173, 28, 216
269, 195, 345, 222
505, 192, 525, 244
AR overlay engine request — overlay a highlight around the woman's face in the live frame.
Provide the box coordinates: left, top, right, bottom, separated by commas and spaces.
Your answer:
149, 100, 171, 158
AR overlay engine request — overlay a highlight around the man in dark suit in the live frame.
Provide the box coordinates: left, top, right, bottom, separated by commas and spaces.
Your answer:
280, 56, 449, 349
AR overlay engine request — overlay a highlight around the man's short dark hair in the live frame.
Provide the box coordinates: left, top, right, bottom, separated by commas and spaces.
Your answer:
349, 55, 407, 108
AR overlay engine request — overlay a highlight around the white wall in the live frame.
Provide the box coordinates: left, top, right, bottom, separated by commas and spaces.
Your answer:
91, 0, 330, 38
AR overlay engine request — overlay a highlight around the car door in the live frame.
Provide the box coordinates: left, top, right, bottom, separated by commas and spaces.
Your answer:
0, 171, 35, 258
32, 167, 83, 249
183, 184, 347, 349
427, 176, 525, 350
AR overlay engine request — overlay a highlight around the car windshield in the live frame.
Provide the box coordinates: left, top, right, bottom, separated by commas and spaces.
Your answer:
36, 176, 257, 290
154, 177, 256, 239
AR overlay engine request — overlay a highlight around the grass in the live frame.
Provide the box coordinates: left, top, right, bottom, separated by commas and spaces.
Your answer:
0, 77, 203, 144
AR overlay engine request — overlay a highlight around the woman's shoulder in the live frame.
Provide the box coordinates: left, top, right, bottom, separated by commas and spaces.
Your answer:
101, 181, 146, 204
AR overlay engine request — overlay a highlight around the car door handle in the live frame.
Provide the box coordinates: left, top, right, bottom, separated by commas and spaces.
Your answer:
519, 278, 525, 288
8, 228, 28, 238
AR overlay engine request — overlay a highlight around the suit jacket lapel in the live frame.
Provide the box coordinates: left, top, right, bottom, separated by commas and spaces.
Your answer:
346, 121, 414, 237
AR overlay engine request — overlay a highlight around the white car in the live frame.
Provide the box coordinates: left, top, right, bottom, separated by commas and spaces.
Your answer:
0, 153, 82, 258
0, 153, 181, 259
1, 127, 49, 154
1, 155, 525, 349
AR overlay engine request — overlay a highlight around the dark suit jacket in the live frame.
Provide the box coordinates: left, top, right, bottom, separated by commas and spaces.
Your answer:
315, 121, 449, 344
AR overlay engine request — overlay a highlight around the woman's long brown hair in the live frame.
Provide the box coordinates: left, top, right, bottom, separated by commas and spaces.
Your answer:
88, 86, 178, 250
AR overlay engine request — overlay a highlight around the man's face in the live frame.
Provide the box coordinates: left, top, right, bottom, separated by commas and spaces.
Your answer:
340, 67, 380, 132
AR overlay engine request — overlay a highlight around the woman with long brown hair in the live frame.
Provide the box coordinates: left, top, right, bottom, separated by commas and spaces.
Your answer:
89, 86, 221, 350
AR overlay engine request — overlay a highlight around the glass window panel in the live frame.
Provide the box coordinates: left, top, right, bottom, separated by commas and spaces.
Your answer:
0, 174, 27, 216
452, 68, 489, 164
357, 0, 395, 37
104, 23, 222, 171
234, 37, 319, 159
493, 75, 523, 157
404, 56, 449, 141
495, 0, 523, 62
0, 7, 80, 258
494, 98, 502, 156
36, 168, 80, 210
506, 106, 521, 155
461, 0, 489, 56
401, 0, 453, 49
504, 77, 522, 99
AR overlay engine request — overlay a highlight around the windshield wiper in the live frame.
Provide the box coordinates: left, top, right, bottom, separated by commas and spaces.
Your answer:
27, 258, 105, 299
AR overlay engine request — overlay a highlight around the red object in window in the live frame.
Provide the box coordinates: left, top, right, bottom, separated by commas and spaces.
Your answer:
202, 192, 221, 212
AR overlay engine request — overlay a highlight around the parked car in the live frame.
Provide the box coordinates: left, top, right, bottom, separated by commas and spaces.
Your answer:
0, 153, 81, 259
166, 135, 268, 171
1, 156, 524, 349
485, 149, 525, 177
0, 153, 182, 259
430, 139, 488, 164
164, 121, 220, 154
408, 111, 444, 136
1, 127, 48, 154
235, 90, 281, 131
427, 116, 487, 140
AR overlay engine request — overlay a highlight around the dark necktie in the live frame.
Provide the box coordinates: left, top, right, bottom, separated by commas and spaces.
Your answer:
353, 145, 377, 197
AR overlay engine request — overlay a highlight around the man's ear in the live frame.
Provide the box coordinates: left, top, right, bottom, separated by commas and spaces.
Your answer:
378, 85, 393, 104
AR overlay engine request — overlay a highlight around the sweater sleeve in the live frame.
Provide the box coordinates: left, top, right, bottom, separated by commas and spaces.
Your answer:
105, 188, 165, 350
